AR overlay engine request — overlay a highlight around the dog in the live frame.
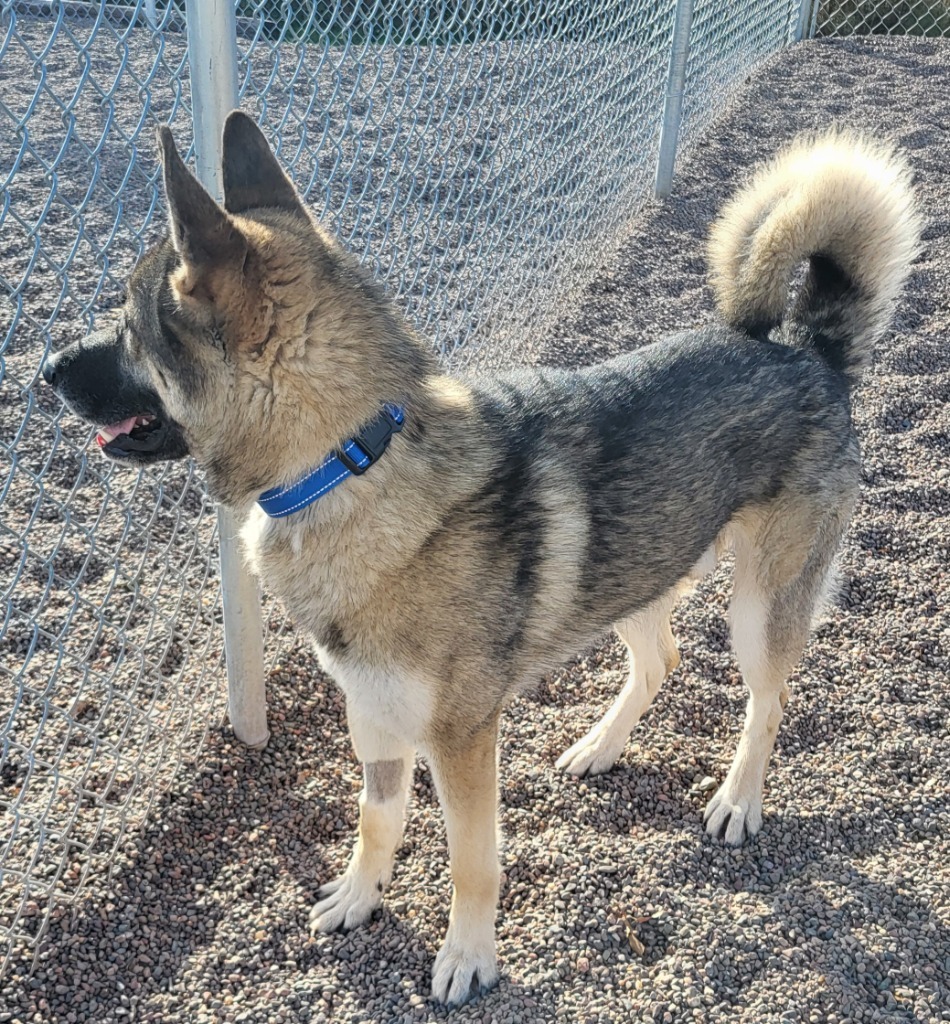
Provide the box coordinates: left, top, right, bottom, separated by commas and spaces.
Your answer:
43, 113, 920, 1005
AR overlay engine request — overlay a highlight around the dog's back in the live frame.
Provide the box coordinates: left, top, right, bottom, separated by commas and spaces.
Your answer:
464, 133, 922, 671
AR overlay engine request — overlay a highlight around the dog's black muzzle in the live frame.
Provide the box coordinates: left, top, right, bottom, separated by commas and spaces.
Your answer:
42, 328, 189, 465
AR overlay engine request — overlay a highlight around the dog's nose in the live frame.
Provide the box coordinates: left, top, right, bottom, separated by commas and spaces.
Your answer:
41, 355, 58, 387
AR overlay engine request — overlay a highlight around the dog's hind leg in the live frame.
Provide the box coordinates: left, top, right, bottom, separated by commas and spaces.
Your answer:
704, 500, 851, 844
557, 590, 680, 778
309, 713, 414, 933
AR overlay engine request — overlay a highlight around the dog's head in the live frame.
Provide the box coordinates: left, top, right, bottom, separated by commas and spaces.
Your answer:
44, 112, 424, 505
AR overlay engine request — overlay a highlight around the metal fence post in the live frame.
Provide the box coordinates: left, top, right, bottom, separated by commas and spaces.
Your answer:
184, 0, 269, 749
655, 0, 695, 199
795, 0, 816, 41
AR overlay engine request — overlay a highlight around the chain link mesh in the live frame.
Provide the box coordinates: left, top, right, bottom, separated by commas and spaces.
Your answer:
815, 0, 950, 36
4, 0, 904, 978
233, 1, 678, 370
0, 0, 226, 975
682, 0, 800, 144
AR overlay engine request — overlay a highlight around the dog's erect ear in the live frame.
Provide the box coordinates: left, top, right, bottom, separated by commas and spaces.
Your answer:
157, 125, 246, 270
221, 111, 306, 217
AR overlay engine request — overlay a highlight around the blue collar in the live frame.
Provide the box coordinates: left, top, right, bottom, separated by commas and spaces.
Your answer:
257, 404, 405, 518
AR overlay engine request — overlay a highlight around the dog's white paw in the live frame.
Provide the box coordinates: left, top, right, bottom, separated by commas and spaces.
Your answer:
556, 724, 624, 778
431, 932, 498, 1006
308, 869, 386, 933
703, 777, 764, 845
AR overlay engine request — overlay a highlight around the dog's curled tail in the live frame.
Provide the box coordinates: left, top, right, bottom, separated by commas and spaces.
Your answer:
708, 132, 922, 386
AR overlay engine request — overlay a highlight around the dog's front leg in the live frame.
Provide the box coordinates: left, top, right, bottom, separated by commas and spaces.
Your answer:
429, 716, 501, 1005
309, 713, 413, 933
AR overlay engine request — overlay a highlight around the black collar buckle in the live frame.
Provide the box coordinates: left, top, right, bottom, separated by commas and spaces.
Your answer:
335, 404, 405, 476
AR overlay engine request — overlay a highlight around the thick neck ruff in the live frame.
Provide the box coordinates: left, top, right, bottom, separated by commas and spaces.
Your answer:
257, 404, 405, 518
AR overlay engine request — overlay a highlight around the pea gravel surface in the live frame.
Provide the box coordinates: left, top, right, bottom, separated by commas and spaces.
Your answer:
3, 34, 950, 1024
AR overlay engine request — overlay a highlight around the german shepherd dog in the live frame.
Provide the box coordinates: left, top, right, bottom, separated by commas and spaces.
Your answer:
43, 113, 920, 1004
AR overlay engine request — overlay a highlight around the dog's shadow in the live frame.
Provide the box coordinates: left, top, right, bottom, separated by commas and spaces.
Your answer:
4, 669, 347, 1023
672, 802, 948, 1024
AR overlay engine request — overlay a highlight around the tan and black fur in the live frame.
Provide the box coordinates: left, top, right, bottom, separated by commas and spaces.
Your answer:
43, 115, 921, 1005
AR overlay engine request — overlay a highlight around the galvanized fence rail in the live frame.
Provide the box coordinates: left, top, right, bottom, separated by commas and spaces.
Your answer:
0, 0, 938, 976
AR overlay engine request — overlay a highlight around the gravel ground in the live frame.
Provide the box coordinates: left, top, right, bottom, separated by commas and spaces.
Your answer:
2, 32, 949, 1024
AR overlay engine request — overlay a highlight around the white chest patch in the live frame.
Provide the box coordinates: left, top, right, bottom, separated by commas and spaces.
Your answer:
241, 508, 433, 746
314, 646, 435, 748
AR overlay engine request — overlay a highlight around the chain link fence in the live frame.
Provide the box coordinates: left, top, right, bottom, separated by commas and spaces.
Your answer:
234, 2, 672, 369
0, 0, 226, 977
0, 0, 941, 978
815, 0, 950, 35
682, 0, 802, 144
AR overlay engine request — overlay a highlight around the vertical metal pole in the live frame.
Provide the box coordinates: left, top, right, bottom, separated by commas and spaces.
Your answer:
655, 0, 695, 200
795, 0, 816, 41
184, 0, 269, 749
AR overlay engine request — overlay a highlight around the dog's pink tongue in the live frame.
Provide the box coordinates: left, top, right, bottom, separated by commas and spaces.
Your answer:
96, 416, 139, 447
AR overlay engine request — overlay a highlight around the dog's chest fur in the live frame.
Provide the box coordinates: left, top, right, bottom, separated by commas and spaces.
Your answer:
241, 495, 441, 743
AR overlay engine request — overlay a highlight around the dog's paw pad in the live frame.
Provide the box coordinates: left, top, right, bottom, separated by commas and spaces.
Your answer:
555, 727, 623, 778
308, 871, 384, 934
703, 784, 763, 845
431, 936, 498, 1006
